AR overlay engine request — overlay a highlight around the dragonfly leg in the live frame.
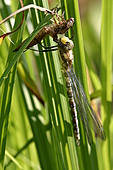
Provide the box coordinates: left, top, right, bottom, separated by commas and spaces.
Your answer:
51, 6, 63, 25
55, 12, 62, 24
34, 38, 58, 50
62, 11, 65, 20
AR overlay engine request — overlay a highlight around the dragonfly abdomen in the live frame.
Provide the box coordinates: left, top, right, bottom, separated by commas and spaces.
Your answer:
65, 74, 80, 146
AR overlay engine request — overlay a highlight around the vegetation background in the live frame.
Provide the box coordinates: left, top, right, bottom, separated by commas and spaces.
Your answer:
0, 0, 112, 169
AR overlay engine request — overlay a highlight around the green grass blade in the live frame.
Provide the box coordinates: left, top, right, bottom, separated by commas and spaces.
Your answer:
0, 14, 52, 86
5, 150, 23, 169
0, 1, 25, 167
101, 0, 113, 169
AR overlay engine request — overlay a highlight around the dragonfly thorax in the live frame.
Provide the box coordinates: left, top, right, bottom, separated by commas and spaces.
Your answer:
58, 36, 74, 69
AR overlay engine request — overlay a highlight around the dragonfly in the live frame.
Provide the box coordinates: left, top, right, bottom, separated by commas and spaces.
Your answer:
13, 10, 74, 52
57, 36, 106, 146
28, 36, 106, 146
58, 37, 80, 146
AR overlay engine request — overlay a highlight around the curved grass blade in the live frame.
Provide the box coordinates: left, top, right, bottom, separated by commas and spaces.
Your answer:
0, 14, 52, 86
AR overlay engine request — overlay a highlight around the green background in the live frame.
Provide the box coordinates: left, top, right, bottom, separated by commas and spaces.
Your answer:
0, 0, 112, 169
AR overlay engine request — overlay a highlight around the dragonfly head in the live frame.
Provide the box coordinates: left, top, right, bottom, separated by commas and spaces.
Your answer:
58, 36, 74, 52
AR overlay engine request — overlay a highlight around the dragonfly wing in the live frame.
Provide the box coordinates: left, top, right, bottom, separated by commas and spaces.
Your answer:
68, 66, 106, 144
67, 70, 93, 145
